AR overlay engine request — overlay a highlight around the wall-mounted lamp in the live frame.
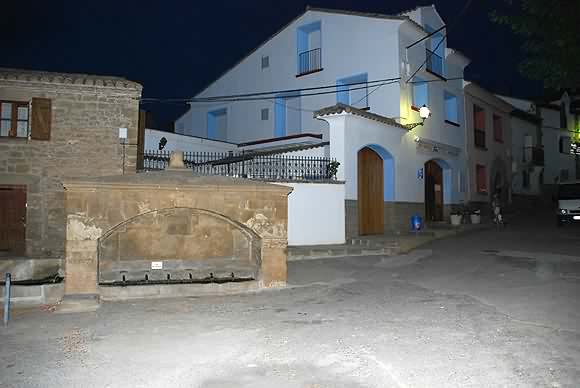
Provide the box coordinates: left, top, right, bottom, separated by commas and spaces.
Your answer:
404, 105, 431, 130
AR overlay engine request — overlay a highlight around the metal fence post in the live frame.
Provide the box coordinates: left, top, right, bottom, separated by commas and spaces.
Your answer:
3, 273, 11, 327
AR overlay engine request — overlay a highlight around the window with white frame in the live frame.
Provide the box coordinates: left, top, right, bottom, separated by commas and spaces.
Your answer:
1, 101, 29, 138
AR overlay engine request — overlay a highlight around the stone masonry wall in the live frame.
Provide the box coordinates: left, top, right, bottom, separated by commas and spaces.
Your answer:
0, 72, 142, 259
345, 200, 425, 236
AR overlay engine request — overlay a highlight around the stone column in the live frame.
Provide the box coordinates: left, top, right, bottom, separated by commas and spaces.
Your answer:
57, 214, 102, 312
260, 238, 287, 288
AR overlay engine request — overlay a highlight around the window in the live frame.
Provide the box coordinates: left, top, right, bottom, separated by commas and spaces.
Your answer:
207, 108, 227, 141
476, 164, 487, 193
444, 91, 458, 124
425, 24, 445, 77
261, 108, 269, 121
412, 77, 428, 109
493, 114, 503, 142
560, 169, 569, 182
1, 101, 29, 138
297, 21, 322, 76
336, 73, 369, 109
261, 56, 269, 69
274, 94, 301, 137
522, 170, 530, 188
473, 105, 486, 148
559, 136, 570, 154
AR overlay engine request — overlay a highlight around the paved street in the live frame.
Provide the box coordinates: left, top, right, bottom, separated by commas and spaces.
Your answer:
1, 213, 579, 388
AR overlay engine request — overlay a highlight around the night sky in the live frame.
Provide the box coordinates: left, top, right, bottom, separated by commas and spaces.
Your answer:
2, 0, 541, 130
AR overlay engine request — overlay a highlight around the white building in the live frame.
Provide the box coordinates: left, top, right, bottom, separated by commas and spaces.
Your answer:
495, 95, 544, 196
498, 92, 579, 194
463, 82, 513, 205
174, 5, 470, 235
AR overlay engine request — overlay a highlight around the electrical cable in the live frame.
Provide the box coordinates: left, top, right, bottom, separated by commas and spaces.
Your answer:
406, 0, 474, 83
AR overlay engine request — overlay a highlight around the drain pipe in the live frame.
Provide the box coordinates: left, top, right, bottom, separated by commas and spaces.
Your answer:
3, 273, 11, 327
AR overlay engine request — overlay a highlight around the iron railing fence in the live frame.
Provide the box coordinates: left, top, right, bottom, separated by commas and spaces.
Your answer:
140, 150, 338, 181
298, 48, 322, 76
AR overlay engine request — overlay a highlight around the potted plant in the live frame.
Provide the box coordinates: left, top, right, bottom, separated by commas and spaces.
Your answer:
470, 209, 481, 224
450, 207, 463, 226
326, 161, 340, 179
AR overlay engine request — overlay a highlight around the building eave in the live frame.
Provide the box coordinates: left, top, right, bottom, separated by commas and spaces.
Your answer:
0, 67, 142, 91
314, 103, 408, 130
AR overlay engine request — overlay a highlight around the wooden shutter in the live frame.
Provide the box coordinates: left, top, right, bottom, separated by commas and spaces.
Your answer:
31, 97, 52, 140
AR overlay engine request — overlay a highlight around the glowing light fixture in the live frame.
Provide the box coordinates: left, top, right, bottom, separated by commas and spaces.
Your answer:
405, 104, 431, 130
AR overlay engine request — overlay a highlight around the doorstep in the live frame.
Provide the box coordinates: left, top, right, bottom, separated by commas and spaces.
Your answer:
288, 223, 493, 261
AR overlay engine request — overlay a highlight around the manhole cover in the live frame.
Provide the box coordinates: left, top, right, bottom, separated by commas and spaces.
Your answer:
481, 249, 500, 254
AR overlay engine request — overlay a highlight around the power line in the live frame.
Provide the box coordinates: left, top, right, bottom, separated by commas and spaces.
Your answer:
141, 77, 401, 104
406, 0, 474, 83
406, 25, 446, 49
142, 80, 401, 105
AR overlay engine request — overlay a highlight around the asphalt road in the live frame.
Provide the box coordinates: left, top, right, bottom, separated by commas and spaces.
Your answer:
1, 215, 579, 387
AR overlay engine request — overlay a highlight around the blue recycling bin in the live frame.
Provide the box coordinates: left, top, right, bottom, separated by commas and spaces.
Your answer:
411, 214, 423, 232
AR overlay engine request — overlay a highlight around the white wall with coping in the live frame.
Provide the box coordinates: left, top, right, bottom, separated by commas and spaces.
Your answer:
321, 112, 466, 205
145, 128, 236, 153
273, 182, 345, 246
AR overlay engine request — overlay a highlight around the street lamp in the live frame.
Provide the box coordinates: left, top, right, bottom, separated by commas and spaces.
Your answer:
404, 104, 431, 130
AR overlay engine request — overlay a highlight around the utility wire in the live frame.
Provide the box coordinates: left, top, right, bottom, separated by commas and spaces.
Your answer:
143, 80, 400, 105
406, 25, 446, 49
406, 0, 474, 83
141, 77, 401, 103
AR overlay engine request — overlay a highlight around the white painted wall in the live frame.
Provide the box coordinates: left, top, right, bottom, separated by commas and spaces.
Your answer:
144, 128, 236, 153
273, 182, 346, 245
175, 7, 466, 148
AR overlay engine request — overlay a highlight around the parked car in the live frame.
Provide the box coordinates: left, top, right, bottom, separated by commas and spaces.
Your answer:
556, 180, 580, 226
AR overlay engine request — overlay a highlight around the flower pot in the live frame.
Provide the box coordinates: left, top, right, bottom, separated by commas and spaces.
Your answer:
450, 214, 462, 226
470, 214, 481, 224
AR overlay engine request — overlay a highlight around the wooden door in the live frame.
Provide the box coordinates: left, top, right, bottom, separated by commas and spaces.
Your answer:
358, 147, 384, 235
425, 161, 443, 221
0, 186, 26, 256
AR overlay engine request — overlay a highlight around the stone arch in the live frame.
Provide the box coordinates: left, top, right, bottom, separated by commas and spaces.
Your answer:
96, 207, 262, 284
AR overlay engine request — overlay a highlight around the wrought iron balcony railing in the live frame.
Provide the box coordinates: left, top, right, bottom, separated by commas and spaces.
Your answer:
298, 48, 322, 76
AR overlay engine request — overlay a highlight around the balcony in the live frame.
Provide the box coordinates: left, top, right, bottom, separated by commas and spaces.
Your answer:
297, 48, 322, 77
426, 48, 444, 78
523, 146, 544, 166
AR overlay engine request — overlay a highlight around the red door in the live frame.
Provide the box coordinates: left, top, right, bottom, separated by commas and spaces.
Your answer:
0, 186, 26, 256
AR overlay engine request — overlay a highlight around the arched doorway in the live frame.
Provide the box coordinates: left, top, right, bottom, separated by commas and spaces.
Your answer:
357, 145, 395, 235
425, 160, 444, 221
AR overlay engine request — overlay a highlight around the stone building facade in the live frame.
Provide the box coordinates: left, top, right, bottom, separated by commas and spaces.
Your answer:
0, 68, 142, 261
